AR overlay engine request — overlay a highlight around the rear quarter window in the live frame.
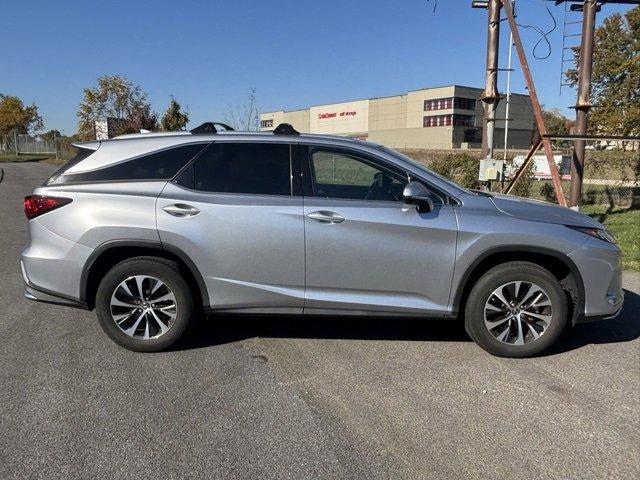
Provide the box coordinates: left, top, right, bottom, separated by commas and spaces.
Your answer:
47, 143, 208, 185
44, 147, 95, 186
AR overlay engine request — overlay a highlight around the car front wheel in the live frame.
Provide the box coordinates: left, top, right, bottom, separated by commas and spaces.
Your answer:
465, 261, 568, 358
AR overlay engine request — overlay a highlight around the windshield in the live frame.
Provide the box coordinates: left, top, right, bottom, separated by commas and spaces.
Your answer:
376, 145, 473, 195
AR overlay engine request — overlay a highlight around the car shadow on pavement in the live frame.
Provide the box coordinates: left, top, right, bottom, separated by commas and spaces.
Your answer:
180, 314, 471, 351
547, 288, 640, 356
177, 288, 640, 354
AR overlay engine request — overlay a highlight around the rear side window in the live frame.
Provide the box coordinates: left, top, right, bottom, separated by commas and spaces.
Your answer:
48, 143, 207, 185
175, 142, 292, 196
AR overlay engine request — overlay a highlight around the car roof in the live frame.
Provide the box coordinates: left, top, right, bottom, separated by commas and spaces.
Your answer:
68, 129, 383, 174
106, 129, 380, 147
74, 120, 383, 149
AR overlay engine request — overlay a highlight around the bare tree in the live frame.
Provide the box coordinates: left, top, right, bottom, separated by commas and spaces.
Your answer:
225, 87, 260, 131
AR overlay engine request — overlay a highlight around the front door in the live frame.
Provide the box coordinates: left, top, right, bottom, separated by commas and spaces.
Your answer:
301, 145, 458, 316
157, 141, 305, 313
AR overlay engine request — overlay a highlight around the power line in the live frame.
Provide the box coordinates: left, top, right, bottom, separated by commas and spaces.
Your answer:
425, 0, 439, 13
516, 0, 558, 60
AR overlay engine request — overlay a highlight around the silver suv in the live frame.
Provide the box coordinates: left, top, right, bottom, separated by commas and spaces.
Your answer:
21, 122, 623, 357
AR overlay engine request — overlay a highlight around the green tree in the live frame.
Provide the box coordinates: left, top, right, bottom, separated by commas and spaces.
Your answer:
0, 94, 43, 141
542, 108, 570, 137
160, 96, 189, 131
566, 6, 640, 139
40, 129, 61, 142
77, 75, 157, 140
540, 107, 571, 147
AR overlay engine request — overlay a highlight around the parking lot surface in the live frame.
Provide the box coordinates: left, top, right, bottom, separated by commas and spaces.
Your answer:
1, 162, 638, 479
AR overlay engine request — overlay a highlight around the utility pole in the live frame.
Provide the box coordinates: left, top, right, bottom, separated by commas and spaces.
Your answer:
569, 0, 597, 209
481, 0, 501, 159
503, 28, 514, 161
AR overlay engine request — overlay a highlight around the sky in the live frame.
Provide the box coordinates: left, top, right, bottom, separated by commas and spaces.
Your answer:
1, 0, 635, 135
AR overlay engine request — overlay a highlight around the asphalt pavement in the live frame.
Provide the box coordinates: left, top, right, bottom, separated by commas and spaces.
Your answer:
1, 161, 638, 479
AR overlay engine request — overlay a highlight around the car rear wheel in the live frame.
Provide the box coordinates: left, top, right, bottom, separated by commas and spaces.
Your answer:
464, 262, 568, 358
95, 257, 194, 352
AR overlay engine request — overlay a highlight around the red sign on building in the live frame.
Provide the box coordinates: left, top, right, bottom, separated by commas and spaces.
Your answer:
318, 111, 358, 119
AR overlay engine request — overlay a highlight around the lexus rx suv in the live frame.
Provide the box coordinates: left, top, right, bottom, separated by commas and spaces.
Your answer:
21, 122, 624, 357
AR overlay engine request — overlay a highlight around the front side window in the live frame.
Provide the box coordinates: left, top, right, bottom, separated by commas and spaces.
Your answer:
308, 148, 408, 202
176, 142, 291, 196
47, 143, 208, 185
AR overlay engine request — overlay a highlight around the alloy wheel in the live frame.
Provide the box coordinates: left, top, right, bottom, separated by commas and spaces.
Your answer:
483, 281, 553, 345
109, 275, 177, 339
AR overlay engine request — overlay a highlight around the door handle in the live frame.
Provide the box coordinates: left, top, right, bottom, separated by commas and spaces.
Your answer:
163, 203, 200, 217
306, 210, 345, 224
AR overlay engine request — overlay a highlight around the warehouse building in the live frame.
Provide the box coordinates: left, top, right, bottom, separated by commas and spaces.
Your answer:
260, 85, 535, 150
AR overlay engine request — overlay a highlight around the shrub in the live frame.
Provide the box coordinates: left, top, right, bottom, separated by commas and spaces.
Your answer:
428, 153, 479, 189
584, 151, 640, 181
510, 161, 536, 198
540, 182, 556, 202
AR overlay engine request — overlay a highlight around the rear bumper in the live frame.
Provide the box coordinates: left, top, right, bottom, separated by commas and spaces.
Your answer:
21, 219, 93, 301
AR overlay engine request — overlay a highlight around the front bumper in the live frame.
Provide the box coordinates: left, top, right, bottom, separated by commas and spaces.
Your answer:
579, 292, 624, 323
569, 236, 624, 321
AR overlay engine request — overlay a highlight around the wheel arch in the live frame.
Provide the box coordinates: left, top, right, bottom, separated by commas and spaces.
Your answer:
81, 240, 209, 310
451, 246, 585, 325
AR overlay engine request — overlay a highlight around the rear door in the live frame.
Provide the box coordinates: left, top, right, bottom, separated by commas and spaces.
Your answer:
157, 141, 305, 313
300, 145, 458, 316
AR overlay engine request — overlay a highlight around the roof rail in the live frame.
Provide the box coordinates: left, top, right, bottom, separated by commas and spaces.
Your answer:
190, 122, 235, 134
273, 123, 299, 135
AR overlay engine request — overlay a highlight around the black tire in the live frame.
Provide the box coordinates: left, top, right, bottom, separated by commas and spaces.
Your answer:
464, 261, 568, 358
95, 256, 194, 352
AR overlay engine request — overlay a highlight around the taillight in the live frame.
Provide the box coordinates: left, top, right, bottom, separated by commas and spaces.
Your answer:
24, 195, 72, 219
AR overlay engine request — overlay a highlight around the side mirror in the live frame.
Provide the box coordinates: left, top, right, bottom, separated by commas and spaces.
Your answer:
403, 181, 435, 213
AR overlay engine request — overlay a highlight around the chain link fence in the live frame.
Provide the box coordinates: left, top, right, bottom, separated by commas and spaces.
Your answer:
525, 179, 639, 208
1, 132, 58, 157
16, 134, 57, 155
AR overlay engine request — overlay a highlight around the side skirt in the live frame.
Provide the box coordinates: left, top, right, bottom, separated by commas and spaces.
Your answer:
25, 284, 89, 310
